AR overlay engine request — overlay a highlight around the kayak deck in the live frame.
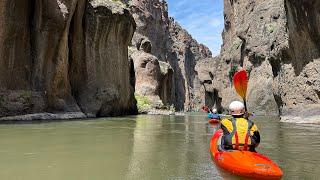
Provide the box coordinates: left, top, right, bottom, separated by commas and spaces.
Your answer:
210, 129, 283, 179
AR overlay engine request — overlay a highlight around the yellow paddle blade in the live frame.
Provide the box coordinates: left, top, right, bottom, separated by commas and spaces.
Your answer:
233, 70, 248, 99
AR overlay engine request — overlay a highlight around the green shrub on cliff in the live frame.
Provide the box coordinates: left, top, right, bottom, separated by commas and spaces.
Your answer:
135, 94, 151, 113
266, 24, 275, 33
169, 105, 176, 112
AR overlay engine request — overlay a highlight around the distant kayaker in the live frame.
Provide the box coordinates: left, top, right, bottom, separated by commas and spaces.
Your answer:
208, 108, 220, 120
219, 101, 260, 152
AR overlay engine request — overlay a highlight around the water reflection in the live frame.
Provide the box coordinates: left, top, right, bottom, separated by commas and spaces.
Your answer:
126, 115, 220, 179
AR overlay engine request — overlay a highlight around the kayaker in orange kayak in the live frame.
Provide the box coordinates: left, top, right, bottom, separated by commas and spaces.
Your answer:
220, 101, 260, 152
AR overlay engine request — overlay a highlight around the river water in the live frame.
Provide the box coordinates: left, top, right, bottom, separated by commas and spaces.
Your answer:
0, 114, 319, 180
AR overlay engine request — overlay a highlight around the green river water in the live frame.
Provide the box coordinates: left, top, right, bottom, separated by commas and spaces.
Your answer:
0, 114, 319, 180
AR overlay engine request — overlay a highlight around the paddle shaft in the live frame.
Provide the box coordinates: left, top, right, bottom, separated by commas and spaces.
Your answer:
243, 98, 247, 112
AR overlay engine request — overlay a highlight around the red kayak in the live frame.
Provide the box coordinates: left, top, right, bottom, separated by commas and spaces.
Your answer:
208, 118, 220, 124
210, 129, 283, 179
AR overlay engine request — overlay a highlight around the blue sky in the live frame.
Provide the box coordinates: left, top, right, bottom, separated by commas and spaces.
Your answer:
167, 0, 224, 56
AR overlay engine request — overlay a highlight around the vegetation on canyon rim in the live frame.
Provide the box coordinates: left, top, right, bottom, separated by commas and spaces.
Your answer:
135, 94, 151, 113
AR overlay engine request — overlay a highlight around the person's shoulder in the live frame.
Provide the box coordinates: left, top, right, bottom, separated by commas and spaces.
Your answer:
220, 118, 232, 123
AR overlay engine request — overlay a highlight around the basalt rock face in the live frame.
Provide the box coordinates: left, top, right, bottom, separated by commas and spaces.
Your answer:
129, 0, 212, 111
0, 1, 44, 116
131, 49, 162, 104
129, 37, 173, 111
77, 1, 137, 116
169, 19, 212, 111
129, 0, 174, 110
130, 0, 170, 61
277, 0, 320, 119
0, 0, 137, 118
195, 57, 226, 113
197, 0, 320, 119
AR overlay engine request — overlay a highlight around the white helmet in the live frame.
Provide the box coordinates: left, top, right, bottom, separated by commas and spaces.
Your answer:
212, 108, 217, 113
229, 101, 245, 115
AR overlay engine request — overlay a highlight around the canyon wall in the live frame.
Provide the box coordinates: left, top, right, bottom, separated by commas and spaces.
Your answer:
0, 0, 214, 118
0, 0, 137, 118
196, 0, 320, 121
169, 19, 212, 111
129, 0, 212, 111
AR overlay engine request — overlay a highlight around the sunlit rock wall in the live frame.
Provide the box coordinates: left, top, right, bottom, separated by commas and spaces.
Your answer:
129, 0, 212, 111
196, 0, 320, 120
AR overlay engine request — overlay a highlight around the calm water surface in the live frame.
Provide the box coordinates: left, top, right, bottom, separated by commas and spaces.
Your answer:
0, 114, 319, 180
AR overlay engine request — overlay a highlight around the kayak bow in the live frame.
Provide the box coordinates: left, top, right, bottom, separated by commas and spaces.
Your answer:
208, 119, 220, 124
210, 129, 283, 179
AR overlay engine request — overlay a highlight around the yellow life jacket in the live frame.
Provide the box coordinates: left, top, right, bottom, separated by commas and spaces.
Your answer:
220, 118, 257, 151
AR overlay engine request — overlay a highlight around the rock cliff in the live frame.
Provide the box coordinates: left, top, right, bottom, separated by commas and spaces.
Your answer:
129, 0, 212, 111
130, 0, 170, 61
169, 19, 212, 111
0, 0, 137, 118
196, 0, 320, 121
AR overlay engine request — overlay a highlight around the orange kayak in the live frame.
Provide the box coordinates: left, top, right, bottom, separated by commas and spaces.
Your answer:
208, 118, 220, 124
210, 129, 283, 179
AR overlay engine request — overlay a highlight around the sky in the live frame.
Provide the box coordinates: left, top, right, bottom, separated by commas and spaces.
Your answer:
167, 0, 224, 56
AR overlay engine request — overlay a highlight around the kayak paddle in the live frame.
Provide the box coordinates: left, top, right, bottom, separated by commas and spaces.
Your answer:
233, 69, 248, 111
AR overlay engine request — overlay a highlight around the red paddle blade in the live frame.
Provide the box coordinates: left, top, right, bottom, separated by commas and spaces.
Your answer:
233, 70, 248, 99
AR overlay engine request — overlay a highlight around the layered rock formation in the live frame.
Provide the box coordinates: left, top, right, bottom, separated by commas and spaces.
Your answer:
0, 0, 137, 118
196, 0, 320, 120
130, 0, 170, 61
129, 0, 173, 112
169, 19, 212, 111
129, 0, 212, 111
